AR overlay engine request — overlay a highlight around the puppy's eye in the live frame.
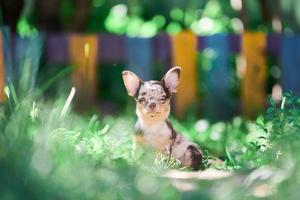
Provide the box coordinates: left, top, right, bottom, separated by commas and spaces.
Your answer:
160, 96, 167, 103
138, 98, 145, 104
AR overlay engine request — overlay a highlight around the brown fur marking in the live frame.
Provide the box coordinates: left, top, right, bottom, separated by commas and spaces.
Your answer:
187, 145, 203, 170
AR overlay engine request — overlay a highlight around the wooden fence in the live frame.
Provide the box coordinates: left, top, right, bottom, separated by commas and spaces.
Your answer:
0, 27, 299, 120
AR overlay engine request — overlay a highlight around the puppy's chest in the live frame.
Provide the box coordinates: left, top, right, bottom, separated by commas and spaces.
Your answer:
137, 122, 172, 150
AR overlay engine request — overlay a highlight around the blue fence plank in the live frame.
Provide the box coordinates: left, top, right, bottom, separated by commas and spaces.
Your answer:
204, 33, 234, 120
199, 34, 241, 53
14, 34, 44, 95
281, 35, 300, 96
1, 27, 14, 85
126, 37, 153, 80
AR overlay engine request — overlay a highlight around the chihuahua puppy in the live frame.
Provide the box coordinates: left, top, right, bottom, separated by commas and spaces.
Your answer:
122, 67, 203, 170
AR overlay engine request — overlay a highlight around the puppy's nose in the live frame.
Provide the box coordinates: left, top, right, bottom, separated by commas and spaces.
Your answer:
149, 103, 156, 110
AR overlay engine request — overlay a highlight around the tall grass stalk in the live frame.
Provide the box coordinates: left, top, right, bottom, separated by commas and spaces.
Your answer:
61, 87, 76, 119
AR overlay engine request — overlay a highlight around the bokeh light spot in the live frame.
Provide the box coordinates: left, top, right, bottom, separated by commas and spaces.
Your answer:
166, 22, 182, 34
170, 8, 184, 21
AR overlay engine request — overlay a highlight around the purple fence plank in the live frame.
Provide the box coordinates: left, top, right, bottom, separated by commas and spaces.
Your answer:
267, 33, 281, 56
197, 36, 206, 51
154, 33, 170, 63
154, 33, 171, 71
45, 33, 69, 64
99, 34, 125, 64
229, 34, 241, 53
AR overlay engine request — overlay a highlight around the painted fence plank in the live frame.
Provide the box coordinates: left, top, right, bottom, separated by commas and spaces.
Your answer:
69, 34, 98, 101
45, 33, 69, 64
229, 34, 241, 53
242, 32, 267, 119
15, 34, 44, 95
204, 33, 232, 120
126, 37, 153, 81
267, 33, 281, 56
154, 33, 171, 73
0, 30, 5, 102
171, 30, 198, 117
197, 36, 206, 51
198, 34, 241, 53
2, 27, 13, 85
280, 35, 300, 96
99, 34, 125, 64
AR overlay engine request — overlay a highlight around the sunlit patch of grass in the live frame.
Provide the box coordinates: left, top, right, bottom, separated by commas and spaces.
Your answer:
154, 152, 182, 170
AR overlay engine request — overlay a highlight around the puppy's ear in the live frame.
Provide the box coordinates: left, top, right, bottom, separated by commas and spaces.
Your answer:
122, 70, 142, 97
162, 66, 181, 93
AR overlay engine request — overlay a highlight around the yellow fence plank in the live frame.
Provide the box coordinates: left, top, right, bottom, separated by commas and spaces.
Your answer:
242, 32, 266, 119
0, 31, 5, 102
171, 30, 198, 117
69, 34, 98, 101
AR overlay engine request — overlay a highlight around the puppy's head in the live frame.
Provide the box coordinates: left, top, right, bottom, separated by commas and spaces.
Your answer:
122, 67, 181, 121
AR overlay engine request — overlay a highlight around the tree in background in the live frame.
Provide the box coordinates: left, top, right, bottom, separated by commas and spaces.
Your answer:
0, 0, 299, 34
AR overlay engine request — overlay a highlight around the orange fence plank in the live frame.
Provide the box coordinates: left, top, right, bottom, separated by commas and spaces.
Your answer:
242, 32, 267, 119
69, 34, 98, 101
171, 30, 198, 117
0, 31, 5, 102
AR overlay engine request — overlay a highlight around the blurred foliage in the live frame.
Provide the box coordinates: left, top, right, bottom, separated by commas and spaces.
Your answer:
1, 0, 300, 35
1, 48, 300, 199
17, 17, 38, 37
2, 67, 300, 199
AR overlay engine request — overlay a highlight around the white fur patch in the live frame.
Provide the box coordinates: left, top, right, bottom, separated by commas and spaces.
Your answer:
171, 135, 191, 159
136, 120, 172, 152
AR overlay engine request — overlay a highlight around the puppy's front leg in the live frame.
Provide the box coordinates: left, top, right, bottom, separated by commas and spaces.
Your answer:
131, 128, 145, 159
133, 134, 145, 149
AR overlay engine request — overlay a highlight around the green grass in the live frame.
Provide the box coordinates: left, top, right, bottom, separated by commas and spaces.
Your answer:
3, 25, 299, 199
1, 83, 300, 199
